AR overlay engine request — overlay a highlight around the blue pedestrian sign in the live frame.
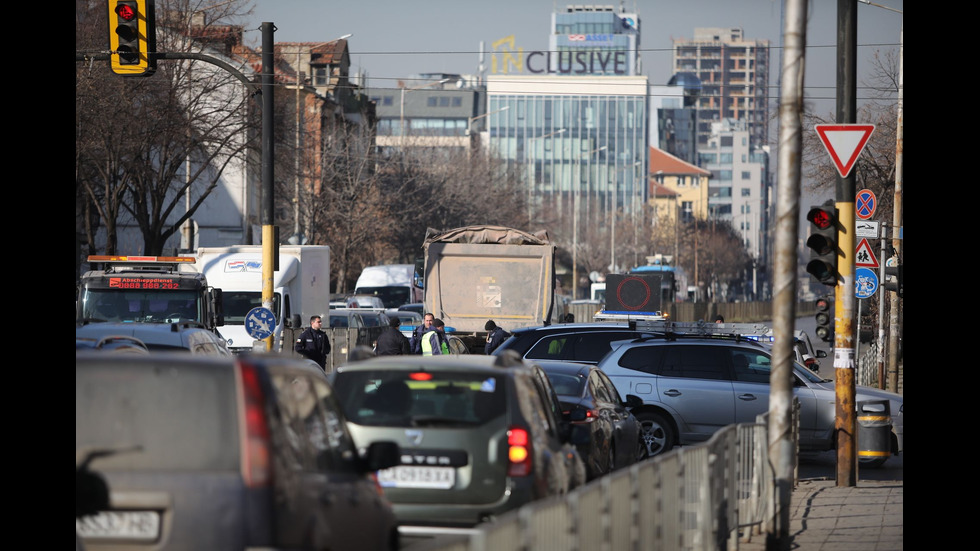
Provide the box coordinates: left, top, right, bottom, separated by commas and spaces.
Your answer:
245, 307, 276, 340
855, 268, 878, 299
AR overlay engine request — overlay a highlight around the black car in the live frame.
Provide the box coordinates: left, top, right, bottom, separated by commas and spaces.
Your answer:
492, 323, 660, 364
537, 360, 644, 480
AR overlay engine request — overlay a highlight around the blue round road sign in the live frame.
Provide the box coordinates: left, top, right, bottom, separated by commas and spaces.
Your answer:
855, 268, 878, 299
245, 307, 276, 340
855, 189, 876, 220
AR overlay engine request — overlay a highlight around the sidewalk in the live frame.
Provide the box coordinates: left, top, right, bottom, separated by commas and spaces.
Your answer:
741, 361, 904, 550
740, 474, 903, 551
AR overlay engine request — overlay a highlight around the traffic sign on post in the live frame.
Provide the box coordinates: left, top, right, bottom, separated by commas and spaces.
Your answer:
855, 189, 877, 220
245, 307, 276, 340
815, 124, 875, 178
855, 268, 878, 299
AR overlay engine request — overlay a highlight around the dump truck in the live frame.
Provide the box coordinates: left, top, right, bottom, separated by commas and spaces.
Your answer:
421, 225, 560, 353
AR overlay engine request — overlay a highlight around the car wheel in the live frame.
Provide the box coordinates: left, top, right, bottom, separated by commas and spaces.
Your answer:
637, 411, 674, 458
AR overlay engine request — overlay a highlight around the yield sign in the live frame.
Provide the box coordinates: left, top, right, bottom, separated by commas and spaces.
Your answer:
855, 238, 879, 268
815, 124, 875, 177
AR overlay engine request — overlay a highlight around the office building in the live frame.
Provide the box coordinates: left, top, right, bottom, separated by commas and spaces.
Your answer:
672, 28, 770, 148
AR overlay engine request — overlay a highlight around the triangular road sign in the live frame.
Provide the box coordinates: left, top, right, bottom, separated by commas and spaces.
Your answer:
815, 124, 875, 178
855, 238, 879, 268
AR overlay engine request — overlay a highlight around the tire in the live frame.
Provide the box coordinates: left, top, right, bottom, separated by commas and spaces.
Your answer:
636, 411, 675, 458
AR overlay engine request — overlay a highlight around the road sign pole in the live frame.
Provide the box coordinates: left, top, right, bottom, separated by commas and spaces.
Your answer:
877, 226, 888, 389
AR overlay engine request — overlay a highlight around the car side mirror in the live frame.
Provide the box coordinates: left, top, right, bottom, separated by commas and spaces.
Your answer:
569, 407, 588, 422
288, 314, 302, 329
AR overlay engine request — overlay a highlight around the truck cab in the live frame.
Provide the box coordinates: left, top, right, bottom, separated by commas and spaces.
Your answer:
76, 256, 223, 331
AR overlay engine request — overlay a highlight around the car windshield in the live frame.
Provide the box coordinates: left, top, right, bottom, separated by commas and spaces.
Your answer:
332, 370, 506, 428
220, 291, 281, 324
81, 289, 202, 324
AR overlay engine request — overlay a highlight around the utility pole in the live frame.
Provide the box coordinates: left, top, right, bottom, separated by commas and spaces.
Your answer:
834, 0, 858, 487
887, 26, 903, 393
261, 22, 276, 352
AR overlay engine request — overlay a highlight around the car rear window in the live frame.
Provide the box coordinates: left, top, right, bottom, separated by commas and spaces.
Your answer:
332, 370, 506, 427
76, 358, 239, 471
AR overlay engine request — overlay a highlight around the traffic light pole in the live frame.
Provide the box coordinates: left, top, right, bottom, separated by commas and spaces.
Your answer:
834, 0, 858, 488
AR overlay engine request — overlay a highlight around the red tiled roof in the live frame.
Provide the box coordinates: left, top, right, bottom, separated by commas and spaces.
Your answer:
649, 147, 710, 176
651, 183, 679, 198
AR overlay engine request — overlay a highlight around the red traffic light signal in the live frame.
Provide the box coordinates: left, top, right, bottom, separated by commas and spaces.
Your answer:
805, 204, 839, 286
108, 0, 156, 77
814, 297, 833, 342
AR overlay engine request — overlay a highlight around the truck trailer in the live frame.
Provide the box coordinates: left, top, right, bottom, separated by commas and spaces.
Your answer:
421, 225, 559, 353
192, 245, 330, 353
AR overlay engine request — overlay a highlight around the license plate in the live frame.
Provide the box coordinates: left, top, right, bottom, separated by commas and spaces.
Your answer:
377, 466, 455, 489
76, 511, 161, 541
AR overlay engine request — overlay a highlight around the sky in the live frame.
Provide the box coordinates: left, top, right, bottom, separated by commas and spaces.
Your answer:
245, 0, 903, 116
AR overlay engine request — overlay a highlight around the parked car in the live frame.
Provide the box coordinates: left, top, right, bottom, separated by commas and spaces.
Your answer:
595, 332, 903, 466
327, 353, 588, 531
75, 321, 231, 356
345, 295, 386, 309
397, 303, 424, 316
537, 360, 644, 480
491, 322, 661, 364
75, 352, 402, 551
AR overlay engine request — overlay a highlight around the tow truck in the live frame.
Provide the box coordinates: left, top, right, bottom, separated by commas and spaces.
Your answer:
76, 255, 223, 332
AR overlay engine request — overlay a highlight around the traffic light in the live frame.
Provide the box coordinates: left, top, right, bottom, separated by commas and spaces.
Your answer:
805, 203, 839, 286
814, 297, 833, 343
108, 0, 156, 77
884, 264, 903, 297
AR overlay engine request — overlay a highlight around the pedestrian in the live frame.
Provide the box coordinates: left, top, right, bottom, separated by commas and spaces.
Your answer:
410, 312, 435, 354
376, 316, 410, 355
714, 314, 725, 324
564, 313, 575, 323
422, 318, 450, 355
294, 315, 331, 370
484, 320, 509, 355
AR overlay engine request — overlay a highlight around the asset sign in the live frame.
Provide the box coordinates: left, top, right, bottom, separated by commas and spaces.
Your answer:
855, 238, 879, 268
815, 124, 875, 178
245, 307, 276, 340
855, 268, 878, 299
855, 189, 877, 220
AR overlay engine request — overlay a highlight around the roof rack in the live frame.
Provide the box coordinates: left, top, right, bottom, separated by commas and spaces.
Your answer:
594, 311, 668, 322
631, 319, 773, 341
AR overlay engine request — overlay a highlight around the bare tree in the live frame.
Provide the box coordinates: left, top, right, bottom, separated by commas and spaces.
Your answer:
76, 0, 256, 255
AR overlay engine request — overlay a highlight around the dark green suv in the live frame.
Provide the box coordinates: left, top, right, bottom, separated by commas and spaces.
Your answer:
328, 352, 587, 531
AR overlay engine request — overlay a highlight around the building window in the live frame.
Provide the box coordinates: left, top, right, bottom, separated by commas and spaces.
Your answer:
721, 136, 733, 147
741, 171, 751, 180
741, 188, 751, 197
720, 153, 732, 163
313, 65, 328, 86
741, 204, 751, 214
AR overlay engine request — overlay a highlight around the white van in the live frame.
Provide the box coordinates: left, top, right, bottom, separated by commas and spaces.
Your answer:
353, 264, 422, 309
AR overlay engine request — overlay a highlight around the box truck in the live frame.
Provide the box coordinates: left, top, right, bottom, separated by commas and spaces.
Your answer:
192, 245, 330, 353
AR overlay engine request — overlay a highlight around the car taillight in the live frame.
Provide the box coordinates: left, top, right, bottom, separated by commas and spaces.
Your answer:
507, 427, 532, 477
239, 362, 271, 487
572, 409, 598, 424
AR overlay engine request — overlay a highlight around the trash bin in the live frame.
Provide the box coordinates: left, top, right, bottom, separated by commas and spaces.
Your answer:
857, 400, 892, 462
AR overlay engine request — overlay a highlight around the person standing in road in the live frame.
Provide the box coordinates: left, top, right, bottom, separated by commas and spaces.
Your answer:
376, 316, 410, 355
295, 315, 331, 370
410, 312, 435, 354
422, 318, 450, 355
484, 320, 509, 355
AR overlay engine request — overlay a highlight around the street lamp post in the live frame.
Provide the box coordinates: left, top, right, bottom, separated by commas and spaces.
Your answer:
400, 78, 450, 147
467, 105, 509, 157
526, 128, 566, 222
572, 145, 607, 300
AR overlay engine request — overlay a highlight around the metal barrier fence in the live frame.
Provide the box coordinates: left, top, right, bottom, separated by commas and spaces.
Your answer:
425, 403, 799, 551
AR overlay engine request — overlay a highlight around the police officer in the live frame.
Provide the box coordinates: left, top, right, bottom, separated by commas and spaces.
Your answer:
295, 315, 331, 370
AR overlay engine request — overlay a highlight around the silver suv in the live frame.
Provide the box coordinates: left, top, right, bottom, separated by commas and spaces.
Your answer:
596, 330, 903, 466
